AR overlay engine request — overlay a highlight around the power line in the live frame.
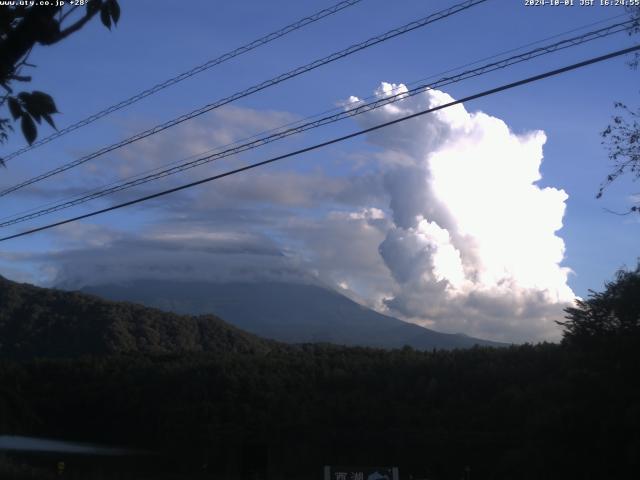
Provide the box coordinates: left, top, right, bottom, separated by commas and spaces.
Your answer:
7, 8, 626, 225
0, 0, 489, 198
0, 0, 365, 163
1, 44, 637, 244
0, 18, 632, 228
401, 11, 630, 92
5, 9, 627, 227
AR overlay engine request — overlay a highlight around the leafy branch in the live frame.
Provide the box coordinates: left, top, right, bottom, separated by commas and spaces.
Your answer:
0, 0, 120, 158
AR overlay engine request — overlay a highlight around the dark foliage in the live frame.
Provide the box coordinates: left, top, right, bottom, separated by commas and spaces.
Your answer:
1, 343, 638, 480
599, 7, 640, 210
0, 0, 120, 154
0, 276, 273, 359
0, 275, 638, 479
600, 102, 640, 210
558, 262, 640, 345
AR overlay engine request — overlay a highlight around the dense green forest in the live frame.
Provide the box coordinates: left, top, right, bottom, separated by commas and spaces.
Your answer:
0, 267, 639, 479
0, 275, 273, 359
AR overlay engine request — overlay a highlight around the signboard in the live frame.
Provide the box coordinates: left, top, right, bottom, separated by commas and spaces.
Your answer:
324, 466, 399, 480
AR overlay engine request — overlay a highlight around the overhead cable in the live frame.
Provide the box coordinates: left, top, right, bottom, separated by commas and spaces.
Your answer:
0, 0, 489, 197
1, 0, 365, 162
0, 18, 632, 228
1, 43, 637, 243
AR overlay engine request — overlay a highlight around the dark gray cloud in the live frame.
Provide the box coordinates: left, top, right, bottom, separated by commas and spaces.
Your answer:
41, 232, 316, 290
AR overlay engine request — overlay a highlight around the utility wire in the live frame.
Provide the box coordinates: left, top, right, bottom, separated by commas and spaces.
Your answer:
1, 0, 365, 163
0, 15, 630, 224
1, 44, 637, 243
0, 0, 488, 198
401, 11, 630, 92
0, 8, 629, 226
5, 9, 627, 222
0, 18, 632, 228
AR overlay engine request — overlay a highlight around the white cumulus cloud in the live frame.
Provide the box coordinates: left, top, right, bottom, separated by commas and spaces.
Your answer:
349, 82, 575, 342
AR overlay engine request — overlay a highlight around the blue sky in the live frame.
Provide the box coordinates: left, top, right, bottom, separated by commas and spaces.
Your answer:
0, 0, 638, 342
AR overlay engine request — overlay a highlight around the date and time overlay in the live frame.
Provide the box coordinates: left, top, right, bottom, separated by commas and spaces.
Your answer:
1, 0, 639, 8
525, 0, 639, 6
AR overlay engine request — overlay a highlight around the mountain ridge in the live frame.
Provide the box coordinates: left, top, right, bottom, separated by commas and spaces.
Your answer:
81, 279, 507, 349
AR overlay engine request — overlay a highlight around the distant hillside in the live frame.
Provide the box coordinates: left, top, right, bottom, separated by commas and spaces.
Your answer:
82, 280, 506, 349
0, 276, 272, 359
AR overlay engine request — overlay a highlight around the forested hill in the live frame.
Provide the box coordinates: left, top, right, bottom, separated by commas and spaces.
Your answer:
0, 266, 639, 479
0, 276, 272, 359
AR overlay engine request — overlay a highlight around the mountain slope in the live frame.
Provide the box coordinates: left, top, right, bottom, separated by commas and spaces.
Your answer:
82, 280, 506, 349
0, 276, 272, 359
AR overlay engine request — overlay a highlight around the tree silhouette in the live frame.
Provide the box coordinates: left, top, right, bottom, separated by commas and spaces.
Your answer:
558, 262, 640, 344
0, 0, 120, 160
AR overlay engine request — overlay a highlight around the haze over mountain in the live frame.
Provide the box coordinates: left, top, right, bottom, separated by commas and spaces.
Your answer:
82, 280, 506, 349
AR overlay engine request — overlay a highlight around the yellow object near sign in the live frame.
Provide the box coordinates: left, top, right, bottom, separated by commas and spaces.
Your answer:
57, 461, 65, 475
